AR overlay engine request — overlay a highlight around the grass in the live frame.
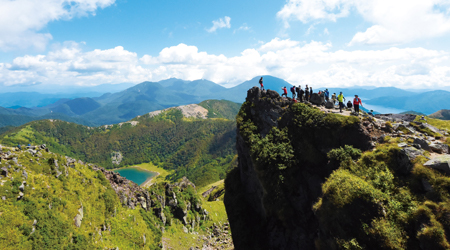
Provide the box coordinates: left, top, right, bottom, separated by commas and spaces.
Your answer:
418, 116, 450, 133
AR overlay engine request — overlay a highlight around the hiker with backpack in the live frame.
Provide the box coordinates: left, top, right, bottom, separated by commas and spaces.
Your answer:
309, 87, 313, 100
353, 95, 362, 115
324, 89, 329, 102
290, 86, 296, 99
337, 92, 345, 113
281, 86, 288, 98
259, 77, 264, 90
331, 93, 336, 105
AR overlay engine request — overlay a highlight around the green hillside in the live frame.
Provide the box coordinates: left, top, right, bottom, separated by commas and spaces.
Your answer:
0, 146, 161, 249
0, 100, 239, 188
429, 109, 450, 120
0, 145, 233, 249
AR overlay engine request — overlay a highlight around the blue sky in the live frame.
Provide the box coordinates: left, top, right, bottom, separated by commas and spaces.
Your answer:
1, 0, 450, 92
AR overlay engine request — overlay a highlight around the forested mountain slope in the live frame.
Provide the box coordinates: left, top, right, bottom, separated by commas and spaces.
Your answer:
0, 100, 239, 188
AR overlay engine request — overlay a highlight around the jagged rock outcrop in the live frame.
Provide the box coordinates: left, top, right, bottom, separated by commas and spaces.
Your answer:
92, 166, 151, 210
225, 87, 373, 249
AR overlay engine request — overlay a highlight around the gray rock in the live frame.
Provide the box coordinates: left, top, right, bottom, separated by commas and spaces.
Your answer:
325, 101, 334, 109
422, 179, 433, 192
424, 155, 450, 174
1, 167, 7, 177
74, 205, 84, 227
182, 226, 188, 233
27, 149, 37, 155
22, 170, 28, 179
413, 138, 430, 151
19, 183, 24, 192
17, 192, 24, 200
397, 143, 408, 147
310, 93, 324, 105
429, 143, 449, 154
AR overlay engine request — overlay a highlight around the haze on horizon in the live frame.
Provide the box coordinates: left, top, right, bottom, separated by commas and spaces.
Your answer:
1, 0, 450, 92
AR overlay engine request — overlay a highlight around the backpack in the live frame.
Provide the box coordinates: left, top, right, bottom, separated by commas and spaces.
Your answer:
291, 86, 295, 92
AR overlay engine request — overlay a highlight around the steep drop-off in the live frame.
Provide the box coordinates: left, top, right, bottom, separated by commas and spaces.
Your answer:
225, 87, 450, 249
225, 87, 372, 249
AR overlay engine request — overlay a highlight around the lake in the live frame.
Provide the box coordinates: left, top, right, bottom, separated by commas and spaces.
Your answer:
113, 167, 157, 186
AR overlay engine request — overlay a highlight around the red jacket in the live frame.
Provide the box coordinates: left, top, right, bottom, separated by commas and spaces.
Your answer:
353, 97, 362, 105
283, 87, 287, 94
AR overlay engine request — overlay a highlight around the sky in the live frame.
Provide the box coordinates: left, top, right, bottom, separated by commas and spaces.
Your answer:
1, 0, 450, 92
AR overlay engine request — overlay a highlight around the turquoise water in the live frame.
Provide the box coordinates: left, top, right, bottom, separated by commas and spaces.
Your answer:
113, 167, 157, 186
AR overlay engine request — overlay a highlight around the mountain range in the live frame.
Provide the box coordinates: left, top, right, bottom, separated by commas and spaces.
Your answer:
2, 75, 450, 129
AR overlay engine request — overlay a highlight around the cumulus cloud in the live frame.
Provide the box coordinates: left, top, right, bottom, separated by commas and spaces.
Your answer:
206, 16, 231, 33
2, 38, 450, 90
277, 0, 450, 45
0, 0, 115, 51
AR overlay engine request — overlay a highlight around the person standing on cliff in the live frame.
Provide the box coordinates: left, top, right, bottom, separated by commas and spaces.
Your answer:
324, 89, 330, 102
309, 87, 313, 100
305, 85, 309, 102
298, 85, 304, 102
259, 77, 264, 90
281, 86, 288, 98
337, 92, 346, 113
290, 86, 296, 99
332, 93, 336, 105
353, 95, 363, 115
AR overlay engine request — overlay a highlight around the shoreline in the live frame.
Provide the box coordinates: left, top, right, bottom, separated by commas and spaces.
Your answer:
113, 166, 160, 187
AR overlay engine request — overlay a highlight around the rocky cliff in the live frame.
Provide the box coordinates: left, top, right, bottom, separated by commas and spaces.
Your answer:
225, 87, 450, 249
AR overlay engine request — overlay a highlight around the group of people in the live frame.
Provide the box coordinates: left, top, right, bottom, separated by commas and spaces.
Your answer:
259, 77, 364, 115
279, 84, 323, 103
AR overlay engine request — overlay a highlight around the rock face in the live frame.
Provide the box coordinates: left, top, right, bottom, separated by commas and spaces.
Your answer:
424, 155, 450, 174
225, 87, 373, 249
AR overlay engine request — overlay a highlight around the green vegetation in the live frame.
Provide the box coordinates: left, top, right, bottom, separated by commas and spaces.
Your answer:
0, 147, 161, 249
0, 104, 238, 187
228, 99, 450, 249
198, 100, 241, 120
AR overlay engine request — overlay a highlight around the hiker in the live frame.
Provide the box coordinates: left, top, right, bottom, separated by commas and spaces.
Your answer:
368, 110, 374, 116
17, 144, 22, 150
290, 86, 296, 99
305, 85, 309, 102
324, 89, 330, 102
420, 116, 427, 122
347, 101, 353, 109
337, 92, 345, 113
259, 77, 264, 90
298, 85, 304, 102
331, 93, 336, 105
309, 87, 313, 100
353, 95, 362, 115
281, 86, 288, 98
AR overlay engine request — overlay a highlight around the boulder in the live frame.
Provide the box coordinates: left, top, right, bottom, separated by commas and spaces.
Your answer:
310, 93, 324, 105
413, 138, 430, 151
325, 101, 334, 109
429, 143, 449, 154
424, 155, 450, 175
74, 205, 84, 227
1, 167, 8, 177
17, 192, 24, 200
393, 147, 422, 175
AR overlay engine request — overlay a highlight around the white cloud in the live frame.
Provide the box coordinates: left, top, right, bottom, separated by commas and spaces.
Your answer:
2, 38, 450, 90
0, 0, 115, 51
258, 38, 300, 52
234, 23, 251, 33
324, 28, 329, 35
277, 0, 450, 45
206, 16, 231, 33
